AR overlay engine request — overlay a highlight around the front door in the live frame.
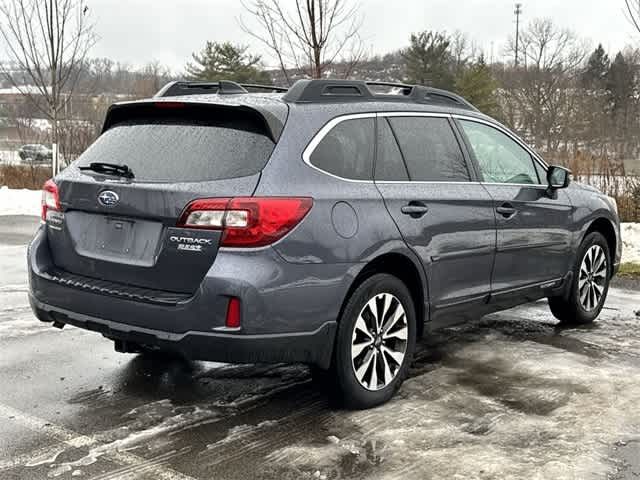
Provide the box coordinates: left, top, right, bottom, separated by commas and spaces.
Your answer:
374, 114, 496, 321
456, 118, 574, 294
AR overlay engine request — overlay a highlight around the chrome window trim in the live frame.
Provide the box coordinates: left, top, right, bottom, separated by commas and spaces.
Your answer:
376, 180, 482, 185
379, 111, 451, 119
302, 111, 551, 186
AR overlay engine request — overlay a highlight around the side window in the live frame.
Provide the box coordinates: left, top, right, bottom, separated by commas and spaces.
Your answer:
387, 117, 470, 182
375, 118, 409, 181
459, 120, 541, 185
309, 117, 374, 180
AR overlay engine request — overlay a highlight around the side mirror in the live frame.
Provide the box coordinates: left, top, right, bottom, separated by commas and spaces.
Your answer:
547, 165, 571, 190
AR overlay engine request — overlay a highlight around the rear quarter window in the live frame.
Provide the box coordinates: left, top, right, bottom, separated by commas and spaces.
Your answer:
75, 107, 275, 183
308, 117, 375, 180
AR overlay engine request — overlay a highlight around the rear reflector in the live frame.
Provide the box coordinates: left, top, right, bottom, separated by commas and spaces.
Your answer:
178, 197, 313, 247
41, 179, 60, 221
225, 297, 241, 328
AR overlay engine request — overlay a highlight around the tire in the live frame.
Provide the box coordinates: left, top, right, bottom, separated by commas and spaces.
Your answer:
549, 232, 611, 325
330, 273, 417, 409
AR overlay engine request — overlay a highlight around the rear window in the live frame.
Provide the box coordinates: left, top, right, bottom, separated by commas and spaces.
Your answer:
75, 107, 275, 182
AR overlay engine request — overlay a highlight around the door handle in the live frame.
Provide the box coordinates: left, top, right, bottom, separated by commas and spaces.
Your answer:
401, 202, 429, 218
496, 203, 517, 218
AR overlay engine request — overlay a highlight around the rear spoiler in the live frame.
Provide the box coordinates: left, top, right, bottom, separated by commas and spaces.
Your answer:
101, 99, 287, 142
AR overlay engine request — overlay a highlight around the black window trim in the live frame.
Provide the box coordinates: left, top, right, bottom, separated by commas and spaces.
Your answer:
380, 113, 477, 183
452, 114, 550, 188
377, 117, 411, 182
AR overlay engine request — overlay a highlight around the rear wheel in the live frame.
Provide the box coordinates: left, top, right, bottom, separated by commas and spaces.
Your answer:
330, 274, 416, 409
549, 232, 611, 325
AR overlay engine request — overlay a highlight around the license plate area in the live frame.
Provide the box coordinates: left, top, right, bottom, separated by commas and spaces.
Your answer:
101, 218, 135, 255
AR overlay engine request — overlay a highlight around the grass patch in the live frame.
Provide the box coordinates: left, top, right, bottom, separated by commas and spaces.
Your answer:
0, 165, 51, 189
619, 262, 640, 278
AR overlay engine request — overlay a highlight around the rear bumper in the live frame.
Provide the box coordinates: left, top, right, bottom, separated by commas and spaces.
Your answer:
28, 226, 356, 368
30, 295, 336, 367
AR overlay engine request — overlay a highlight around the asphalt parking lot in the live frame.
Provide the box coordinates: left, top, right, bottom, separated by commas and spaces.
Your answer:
1, 215, 639, 480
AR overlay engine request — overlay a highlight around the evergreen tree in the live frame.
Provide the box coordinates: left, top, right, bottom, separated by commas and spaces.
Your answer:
185, 41, 271, 83
606, 51, 635, 113
454, 54, 500, 117
581, 44, 610, 89
605, 51, 637, 157
401, 31, 455, 89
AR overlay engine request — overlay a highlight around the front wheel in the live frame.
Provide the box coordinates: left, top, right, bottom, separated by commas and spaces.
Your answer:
330, 274, 417, 409
549, 232, 611, 325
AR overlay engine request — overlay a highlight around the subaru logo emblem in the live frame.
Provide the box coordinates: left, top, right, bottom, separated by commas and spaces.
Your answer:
98, 190, 119, 207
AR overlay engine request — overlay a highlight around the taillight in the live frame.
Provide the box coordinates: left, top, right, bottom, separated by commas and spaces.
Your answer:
41, 179, 60, 222
177, 197, 313, 247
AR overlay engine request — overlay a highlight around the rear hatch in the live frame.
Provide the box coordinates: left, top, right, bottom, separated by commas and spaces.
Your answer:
46, 101, 282, 294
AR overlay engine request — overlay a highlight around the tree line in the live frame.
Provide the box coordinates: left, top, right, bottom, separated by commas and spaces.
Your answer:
0, 0, 639, 190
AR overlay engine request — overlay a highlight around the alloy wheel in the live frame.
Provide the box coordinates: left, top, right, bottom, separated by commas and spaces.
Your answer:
578, 244, 607, 312
351, 293, 408, 391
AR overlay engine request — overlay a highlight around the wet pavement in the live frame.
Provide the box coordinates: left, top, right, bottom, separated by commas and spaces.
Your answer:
1, 215, 639, 480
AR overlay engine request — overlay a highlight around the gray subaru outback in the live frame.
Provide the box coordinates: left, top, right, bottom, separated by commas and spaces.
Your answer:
28, 79, 621, 408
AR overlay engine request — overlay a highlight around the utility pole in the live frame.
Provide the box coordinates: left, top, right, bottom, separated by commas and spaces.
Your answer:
514, 3, 523, 66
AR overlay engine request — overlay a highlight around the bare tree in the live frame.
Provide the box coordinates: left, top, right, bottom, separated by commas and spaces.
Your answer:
501, 19, 588, 153
133, 60, 172, 99
0, 0, 96, 170
625, 0, 640, 34
240, 0, 365, 83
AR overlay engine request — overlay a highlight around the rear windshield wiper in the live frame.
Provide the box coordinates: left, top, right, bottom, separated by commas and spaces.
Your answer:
79, 162, 135, 179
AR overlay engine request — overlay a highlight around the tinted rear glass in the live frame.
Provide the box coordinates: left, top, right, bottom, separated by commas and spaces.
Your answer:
309, 118, 374, 180
75, 108, 275, 182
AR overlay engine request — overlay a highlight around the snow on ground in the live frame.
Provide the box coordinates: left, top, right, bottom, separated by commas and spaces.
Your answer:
0, 187, 41, 217
0, 187, 638, 263
622, 223, 640, 264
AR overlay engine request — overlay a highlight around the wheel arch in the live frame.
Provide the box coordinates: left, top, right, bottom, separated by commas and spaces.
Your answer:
584, 217, 617, 270
339, 252, 428, 337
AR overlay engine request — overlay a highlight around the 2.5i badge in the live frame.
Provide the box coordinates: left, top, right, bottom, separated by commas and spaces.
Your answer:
169, 235, 213, 253
45, 211, 65, 231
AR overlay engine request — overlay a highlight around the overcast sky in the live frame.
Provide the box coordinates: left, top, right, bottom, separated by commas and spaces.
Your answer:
89, 0, 638, 72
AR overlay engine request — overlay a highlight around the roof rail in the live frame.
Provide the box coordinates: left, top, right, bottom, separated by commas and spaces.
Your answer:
154, 79, 479, 111
155, 81, 248, 98
283, 79, 478, 111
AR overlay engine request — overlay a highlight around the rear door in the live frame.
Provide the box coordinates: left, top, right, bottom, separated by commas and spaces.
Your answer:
374, 113, 496, 319
46, 103, 278, 294
456, 118, 573, 293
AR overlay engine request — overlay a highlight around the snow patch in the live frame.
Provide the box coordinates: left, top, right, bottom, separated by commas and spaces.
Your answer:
622, 223, 640, 264
0, 187, 41, 217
